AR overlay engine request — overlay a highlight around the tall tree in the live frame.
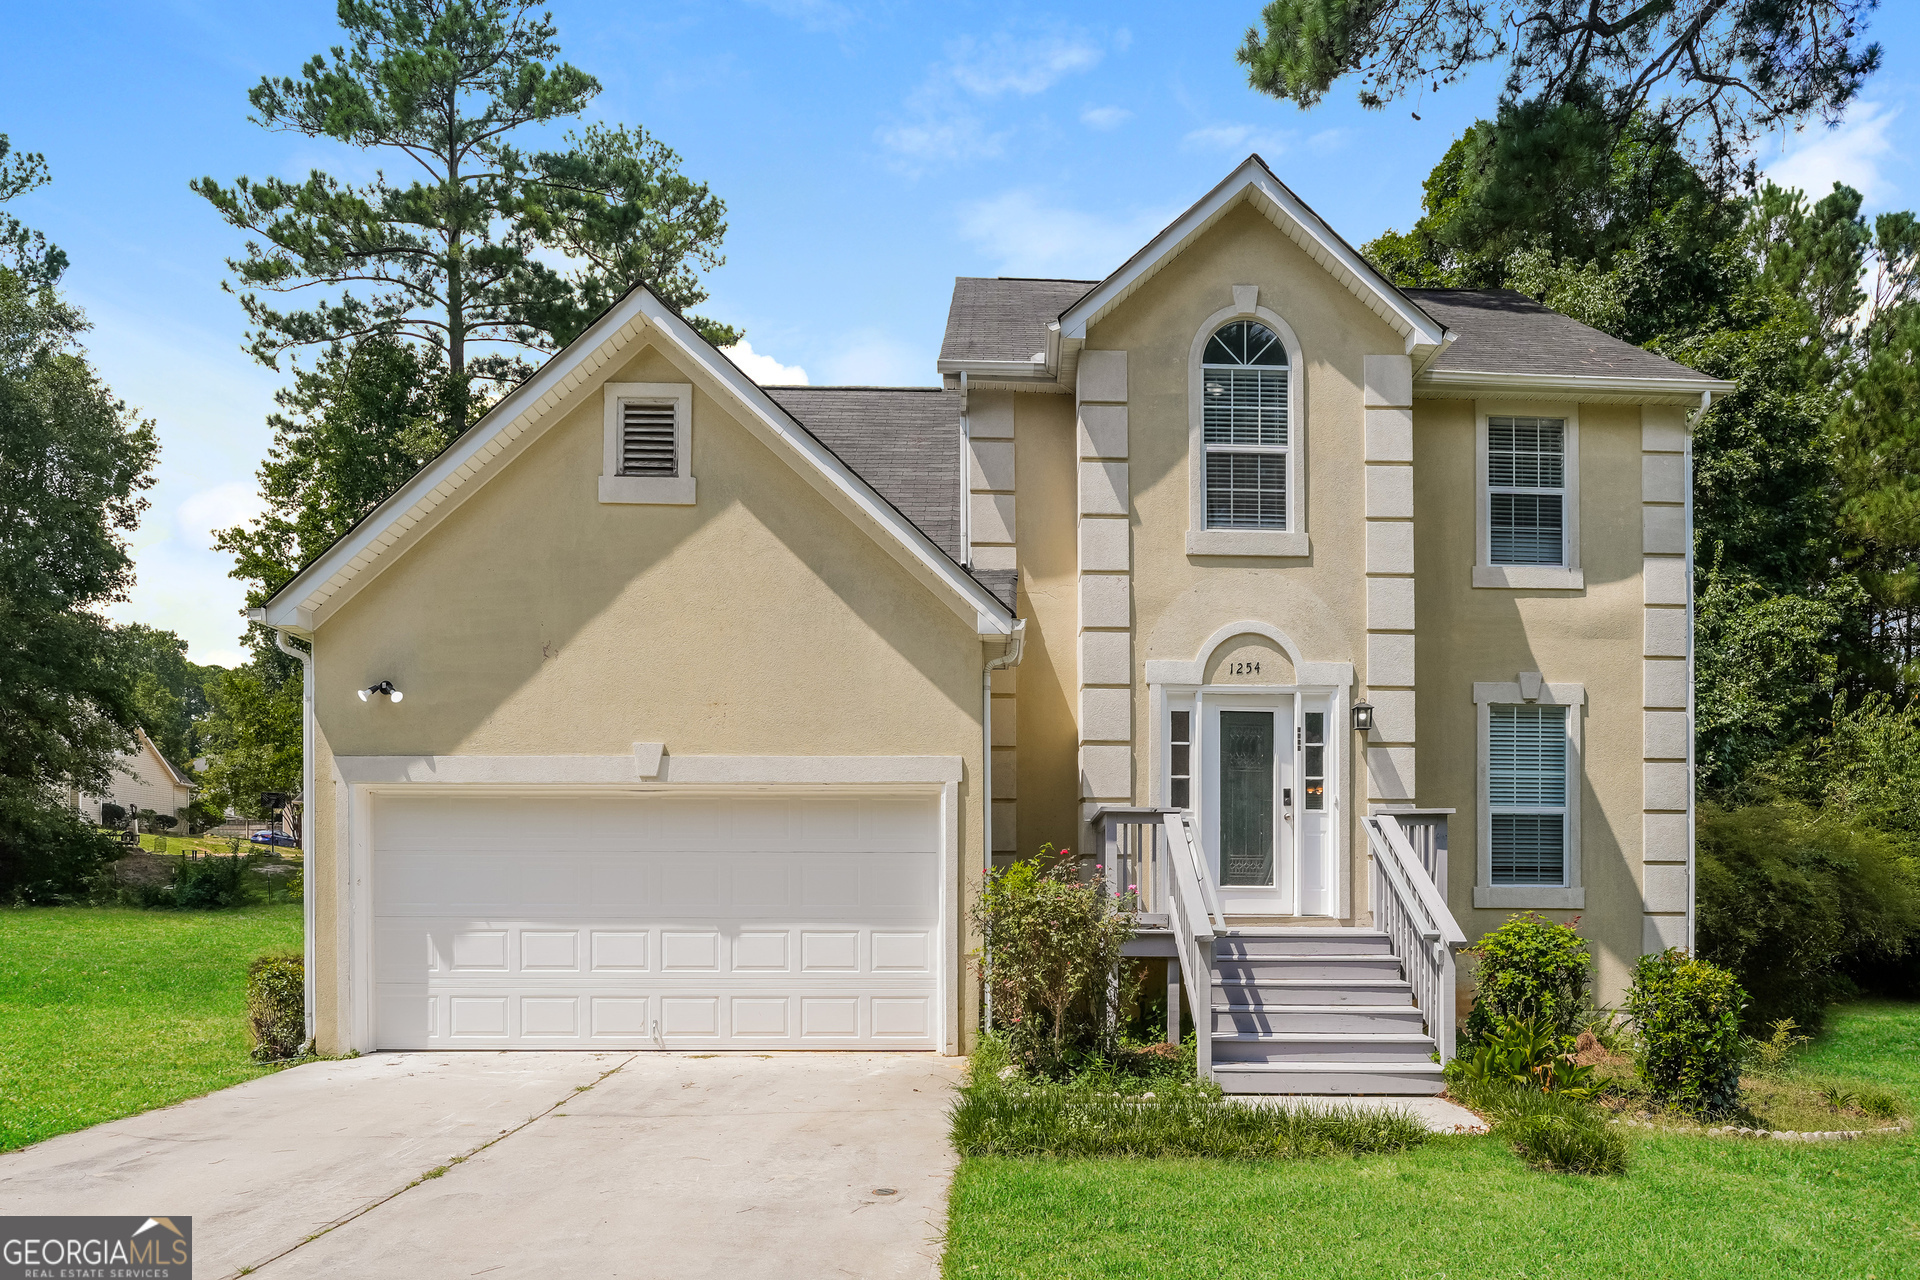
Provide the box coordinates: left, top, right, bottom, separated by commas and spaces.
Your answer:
216, 336, 469, 645
0, 135, 66, 288
1237, 0, 1880, 182
192, 0, 737, 412
119, 623, 220, 766
0, 267, 158, 897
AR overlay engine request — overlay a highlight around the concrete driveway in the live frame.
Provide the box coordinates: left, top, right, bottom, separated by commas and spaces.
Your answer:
0, 1051, 962, 1279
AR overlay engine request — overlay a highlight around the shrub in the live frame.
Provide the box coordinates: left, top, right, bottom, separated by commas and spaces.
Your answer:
1696, 801, 1920, 1029
1480, 1085, 1628, 1175
246, 951, 306, 1061
1463, 912, 1592, 1043
1744, 1017, 1811, 1073
173, 851, 253, 909
1, 784, 122, 904
1626, 949, 1746, 1116
1448, 1016, 1595, 1098
971, 846, 1136, 1077
101, 802, 127, 827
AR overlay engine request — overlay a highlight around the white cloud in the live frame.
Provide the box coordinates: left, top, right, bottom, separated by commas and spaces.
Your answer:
879, 23, 1120, 169
743, 0, 854, 33
817, 331, 929, 386
1307, 128, 1350, 155
1766, 102, 1902, 205
721, 339, 810, 385
958, 190, 1180, 280
177, 482, 266, 543
1182, 123, 1296, 156
945, 30, 1105, 98
1080, 105, 1131, 131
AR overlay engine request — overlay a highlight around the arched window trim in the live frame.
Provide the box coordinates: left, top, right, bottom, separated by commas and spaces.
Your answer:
1186, 296, 1308, 557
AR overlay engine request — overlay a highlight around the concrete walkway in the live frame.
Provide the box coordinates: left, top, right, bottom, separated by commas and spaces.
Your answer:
0, 1052, 962, 1279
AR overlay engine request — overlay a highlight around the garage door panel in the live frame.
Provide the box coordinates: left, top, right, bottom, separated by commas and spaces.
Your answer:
373, 793, 940, 1050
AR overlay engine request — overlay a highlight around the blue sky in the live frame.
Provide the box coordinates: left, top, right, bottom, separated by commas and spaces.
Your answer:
4, 1, 1917, 665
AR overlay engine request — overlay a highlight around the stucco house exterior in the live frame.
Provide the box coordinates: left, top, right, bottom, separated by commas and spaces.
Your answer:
78, 726, 196, 827
253, 157, 1725, 1091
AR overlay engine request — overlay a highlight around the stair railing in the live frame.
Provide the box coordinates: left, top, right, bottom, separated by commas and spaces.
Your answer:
1362, 812, 1468, 1064
1160, 809, 1218, 1081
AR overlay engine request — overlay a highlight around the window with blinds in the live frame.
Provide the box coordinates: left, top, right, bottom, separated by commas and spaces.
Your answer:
618, 400, 679, 477
1489, 703, 1567, 885
1202, 320, 1288, 530
1488, 416, 1565, 565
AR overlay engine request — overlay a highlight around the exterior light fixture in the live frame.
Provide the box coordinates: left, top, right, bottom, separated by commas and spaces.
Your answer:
1351, 701, 1375, 733
358, 680, 404, 703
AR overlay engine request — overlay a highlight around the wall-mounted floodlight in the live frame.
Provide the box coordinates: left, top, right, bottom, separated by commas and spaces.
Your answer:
358, 680, 404, 703
1350, 701, 1374, 733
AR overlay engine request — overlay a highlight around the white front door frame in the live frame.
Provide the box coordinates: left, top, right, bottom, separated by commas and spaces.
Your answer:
331, 754, 964, 1056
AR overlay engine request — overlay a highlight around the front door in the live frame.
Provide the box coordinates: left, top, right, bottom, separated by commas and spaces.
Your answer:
1204, 697, 1295, 914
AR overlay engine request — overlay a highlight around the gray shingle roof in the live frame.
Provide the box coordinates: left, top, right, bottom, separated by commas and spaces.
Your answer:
1407, 289, 1710, 381
763, 386, 1017, 609
940, 278, 1096, 364
763, 385, 966, 563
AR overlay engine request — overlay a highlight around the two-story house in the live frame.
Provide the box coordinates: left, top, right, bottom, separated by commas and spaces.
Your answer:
254, 157, 1724, 1092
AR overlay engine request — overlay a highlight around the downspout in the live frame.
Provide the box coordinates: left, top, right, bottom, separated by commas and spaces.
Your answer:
274, 628, 317, 1048
980, 619, 1026, 1032
1686, 394, 1701, 953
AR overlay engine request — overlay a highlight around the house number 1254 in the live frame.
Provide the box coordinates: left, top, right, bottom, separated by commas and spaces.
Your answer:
1228, 661, 1261, 675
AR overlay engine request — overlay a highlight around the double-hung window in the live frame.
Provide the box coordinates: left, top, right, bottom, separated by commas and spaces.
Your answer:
1201, 321, 1289, 530
1487, 416, 1566, 565
1488, 704, 1568, 886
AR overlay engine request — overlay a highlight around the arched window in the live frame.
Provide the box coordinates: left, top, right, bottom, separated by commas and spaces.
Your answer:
1201, 320, 1289, 529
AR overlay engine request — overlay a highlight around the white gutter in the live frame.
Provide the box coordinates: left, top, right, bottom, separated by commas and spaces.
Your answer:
264, 617, 317, 1049
1416, 368, 1736, 401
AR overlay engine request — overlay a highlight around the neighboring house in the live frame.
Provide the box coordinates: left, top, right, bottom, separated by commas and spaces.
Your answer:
79, 726, 196, 826
252, 156, 1726, 1092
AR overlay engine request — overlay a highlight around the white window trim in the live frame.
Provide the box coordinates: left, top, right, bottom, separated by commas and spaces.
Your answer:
1186, 298, 1309, 557
1473, 680, 1585, 908
1473, 400, 1581, 589
600, 381, 695, 504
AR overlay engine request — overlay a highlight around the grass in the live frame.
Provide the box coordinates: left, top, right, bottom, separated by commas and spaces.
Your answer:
944, 1002, 1920, 1279
0, 903, 305, 1152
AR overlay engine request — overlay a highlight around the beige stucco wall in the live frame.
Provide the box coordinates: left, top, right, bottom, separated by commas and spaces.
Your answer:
1011, 391, 1084, 861
304, 340, 989, 1053
1091, 199, 1407, 920
1415, 398, 1649, 1004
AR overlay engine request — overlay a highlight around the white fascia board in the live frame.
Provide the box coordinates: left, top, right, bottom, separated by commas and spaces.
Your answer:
1416, 368, 1736, 405
260, 290, 655, 633
263, 284, 1013, 638
635, 294, 1014, 635
1058, 156, 1448, 351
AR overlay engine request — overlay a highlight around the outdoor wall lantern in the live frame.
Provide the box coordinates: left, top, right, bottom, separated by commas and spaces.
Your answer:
1350, 701, 1375, 733
358, 680, 404, 703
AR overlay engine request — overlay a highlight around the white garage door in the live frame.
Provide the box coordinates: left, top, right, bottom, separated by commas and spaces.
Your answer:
371, 791, 940, 1050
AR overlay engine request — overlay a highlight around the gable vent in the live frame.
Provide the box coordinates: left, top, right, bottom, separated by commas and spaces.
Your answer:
619, 401, 678, 476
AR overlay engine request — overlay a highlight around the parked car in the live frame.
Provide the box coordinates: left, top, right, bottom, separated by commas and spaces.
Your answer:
251, 829, 299, 849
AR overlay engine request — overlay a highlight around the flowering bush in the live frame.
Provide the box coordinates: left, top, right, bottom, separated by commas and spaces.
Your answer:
971, 845, 1136, 1077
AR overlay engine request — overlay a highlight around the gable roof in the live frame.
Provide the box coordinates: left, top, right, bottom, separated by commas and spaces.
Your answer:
763, 386, 964, 562
1058, 154, 1452, 359
940, 278, 1096, 368
258, 286, 1016, 638
135, 727, 195, 790
1409, 289, 1710, 380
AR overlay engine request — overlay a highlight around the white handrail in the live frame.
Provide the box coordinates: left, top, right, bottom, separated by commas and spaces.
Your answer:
1160, 812, 1217, 1082
1375, 814, 1466, 948
1363, 813, 1467, 1064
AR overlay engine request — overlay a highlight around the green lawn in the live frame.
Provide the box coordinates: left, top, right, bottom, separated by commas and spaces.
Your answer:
944, 1002, 1920, 1280
0, 904, 305, 1152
